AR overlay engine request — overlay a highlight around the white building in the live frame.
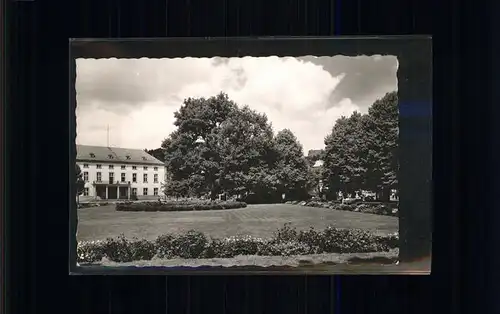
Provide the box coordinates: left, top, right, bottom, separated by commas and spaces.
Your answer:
76, 145, 166, 201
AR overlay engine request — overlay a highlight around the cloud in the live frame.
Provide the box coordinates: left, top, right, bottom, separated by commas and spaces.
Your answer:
76, 55, 397, 153
299, 55, 399, 109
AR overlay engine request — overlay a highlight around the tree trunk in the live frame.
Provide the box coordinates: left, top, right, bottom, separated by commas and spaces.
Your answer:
379, 187, 390, 202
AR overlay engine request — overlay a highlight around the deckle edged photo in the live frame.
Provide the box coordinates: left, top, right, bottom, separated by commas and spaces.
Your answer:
71, 40, 431, 274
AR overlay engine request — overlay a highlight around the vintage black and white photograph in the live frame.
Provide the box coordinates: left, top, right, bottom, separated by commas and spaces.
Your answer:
73, 51, 419, 272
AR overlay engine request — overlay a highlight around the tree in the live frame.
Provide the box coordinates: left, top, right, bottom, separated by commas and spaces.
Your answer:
322, 112, 369, 198
75, 164, 85, 203
144, 148, 165, 162
162, 93, 279, 200
363, 91, 399, 201
273, 129, 310, 200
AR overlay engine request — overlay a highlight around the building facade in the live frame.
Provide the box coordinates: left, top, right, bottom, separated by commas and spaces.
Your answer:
76, 145, 166, 201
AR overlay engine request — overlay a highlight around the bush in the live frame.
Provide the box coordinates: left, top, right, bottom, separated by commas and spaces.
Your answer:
204, 235, 266, 258
171, 230, 208, 259
78, 225, 399, 264
155, 234, 177, 258
273, 223, 298, 242
103, 235, 134, 262
116, 200, 247, 212
319, 227, 391, 253
297, 227, 323, 253
77, 240, 105, 264
293, 200, 398, 217
258, 240, 312, 256
129, 238, 156, 260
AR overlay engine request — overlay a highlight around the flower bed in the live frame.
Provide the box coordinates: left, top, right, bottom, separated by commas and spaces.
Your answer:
285, 200, 398, 217
77, 224, 399, 264
115, 200, 247, 212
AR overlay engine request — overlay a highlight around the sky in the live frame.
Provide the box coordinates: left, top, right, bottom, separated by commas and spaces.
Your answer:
76, 55, 398, 154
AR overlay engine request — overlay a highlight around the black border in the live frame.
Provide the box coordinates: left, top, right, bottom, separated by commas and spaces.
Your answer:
69, 36, 432, 275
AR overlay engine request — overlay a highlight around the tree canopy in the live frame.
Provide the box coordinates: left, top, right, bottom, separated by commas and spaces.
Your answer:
161, 91, 398, 202
322, 91, 399, 200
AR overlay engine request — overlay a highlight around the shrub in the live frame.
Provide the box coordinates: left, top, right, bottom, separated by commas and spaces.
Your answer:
297, 227, 323, 253
103, 234, 134, 262
78, 225, 399, 264
204, 235, 265, 258
295, 200, 398, 217
274, 223, 298, 243
155, 234, 177, 258
129, 238, 156, 260
116, 200, 247, 212
258, 240, 312, 256
77, 240, 105, 264
171, 230, 208, 258
319, 227, 392, 253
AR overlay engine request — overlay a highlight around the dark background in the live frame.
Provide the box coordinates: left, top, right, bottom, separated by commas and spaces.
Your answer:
3, 0, 495, 313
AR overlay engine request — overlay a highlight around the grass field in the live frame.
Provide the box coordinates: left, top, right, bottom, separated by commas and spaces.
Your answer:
77, 203, 398, 242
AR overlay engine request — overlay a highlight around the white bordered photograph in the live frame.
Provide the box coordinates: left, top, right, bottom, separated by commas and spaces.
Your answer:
74, 54, 405, 271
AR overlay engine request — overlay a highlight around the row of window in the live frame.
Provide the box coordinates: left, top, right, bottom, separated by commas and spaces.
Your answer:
83, 187, 159, 196
82, 164, 159, 171
83, 172, 159, 183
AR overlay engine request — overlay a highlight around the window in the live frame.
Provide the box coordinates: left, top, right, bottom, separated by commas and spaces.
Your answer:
143, 166, 148, 171
121, 173, 126, 182
131, 188, 137, 195
121, 165, 126, 170
154, 174, 158, 183
83, 164, 89, 168
154, 188, 158, 196
143, 188, 148, 196
96, 164, 102, 169
154, 167, 158, 171
108, 154, 114, 159
89, 153, 95, 158
126, 155, 131, 160
142, 157, 147, 161
109, 172, 114, 183
84, 188, 89, 196
143, 174, 148, 183
109, 165, 114, 170
83, 171, 89, 182
96, 172, 102, 182
132, 166, 137, 170
132, 173, 137, 183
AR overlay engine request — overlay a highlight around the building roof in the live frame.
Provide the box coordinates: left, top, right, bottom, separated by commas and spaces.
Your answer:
313, 160, 324, 168
76, 145, 164, 166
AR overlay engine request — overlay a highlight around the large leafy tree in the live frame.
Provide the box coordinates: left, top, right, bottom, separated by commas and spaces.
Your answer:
323, 111, 369, 197
162, 93, 238, 198
273, 129, 310, 200
322, 91, 398, 201
144, 148, 165, 162
162, 93, 279, 200
215, 105, 278, 197
363, 91, 399, 201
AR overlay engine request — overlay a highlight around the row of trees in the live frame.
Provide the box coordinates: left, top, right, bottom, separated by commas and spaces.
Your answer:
156, 91, 398, 202
322, 91, 398, 201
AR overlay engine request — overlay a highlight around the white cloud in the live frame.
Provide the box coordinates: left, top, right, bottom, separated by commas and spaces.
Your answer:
76, 56, 393, 153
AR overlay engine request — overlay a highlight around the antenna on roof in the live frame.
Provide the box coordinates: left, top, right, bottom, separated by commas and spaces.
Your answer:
107, 124, 109, 147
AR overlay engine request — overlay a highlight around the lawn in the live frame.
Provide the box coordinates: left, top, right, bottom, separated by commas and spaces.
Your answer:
77, 203, 398, 242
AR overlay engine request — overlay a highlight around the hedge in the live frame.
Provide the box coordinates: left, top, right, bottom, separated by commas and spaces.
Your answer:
77, 224, 399, 264
116, 200, 247, 212
285, 200, 398, 217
